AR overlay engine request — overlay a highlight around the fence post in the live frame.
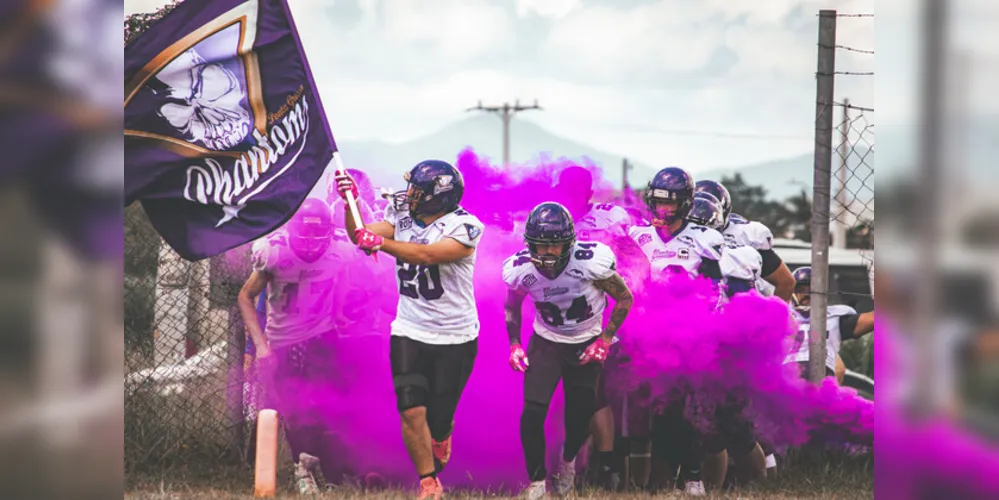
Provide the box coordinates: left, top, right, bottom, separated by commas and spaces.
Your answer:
810, 9, 837, 383
153, 243, 191, 366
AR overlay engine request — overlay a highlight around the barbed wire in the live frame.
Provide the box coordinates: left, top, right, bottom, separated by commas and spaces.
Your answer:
817, 13, 874, 18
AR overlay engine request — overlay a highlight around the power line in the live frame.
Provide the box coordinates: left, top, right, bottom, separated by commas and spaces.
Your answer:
466, 100, 542, 167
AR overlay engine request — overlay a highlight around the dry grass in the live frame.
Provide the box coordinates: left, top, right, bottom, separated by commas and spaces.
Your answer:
126, 455, 873, 499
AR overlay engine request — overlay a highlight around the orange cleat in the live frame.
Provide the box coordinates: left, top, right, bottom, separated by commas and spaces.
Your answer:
417, 476, 443, 500
432, 421, 454, 471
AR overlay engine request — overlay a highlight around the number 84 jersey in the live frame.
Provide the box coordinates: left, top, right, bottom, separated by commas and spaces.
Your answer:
502, 241, 617, 344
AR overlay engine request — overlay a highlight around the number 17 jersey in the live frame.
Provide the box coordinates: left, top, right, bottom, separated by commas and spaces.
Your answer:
502, 241, 617, 344
384, 204, 485, 345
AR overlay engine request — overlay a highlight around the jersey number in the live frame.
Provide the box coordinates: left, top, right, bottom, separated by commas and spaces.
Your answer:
397, 260, 445, 300
574, 242, 598, 261
536, 296, 594, 327
281, 278, 336, 314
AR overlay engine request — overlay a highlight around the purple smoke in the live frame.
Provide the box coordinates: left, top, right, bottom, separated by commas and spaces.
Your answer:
256, 148, 873, 491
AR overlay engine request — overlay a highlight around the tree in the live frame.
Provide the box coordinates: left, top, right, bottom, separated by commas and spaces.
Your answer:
782, 188, 812, 242
125, 1, 181, 45
721, 173, 791, 237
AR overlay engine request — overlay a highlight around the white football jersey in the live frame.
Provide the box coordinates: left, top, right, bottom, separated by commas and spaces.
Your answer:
720, 241, 763, 283
251, 233, 345, 349
723, 214, 775, 251
628, 222, 724, 282
575, 203, 631, 244
384, 204, 485, 345
785, 305, 857, 370
503, 241, 617, 344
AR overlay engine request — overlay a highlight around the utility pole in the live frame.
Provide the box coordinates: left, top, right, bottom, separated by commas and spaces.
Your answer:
833, 98, 850, 249
466, 99, 542, 167
809, 10, 836, 384
622, 158, 633, 204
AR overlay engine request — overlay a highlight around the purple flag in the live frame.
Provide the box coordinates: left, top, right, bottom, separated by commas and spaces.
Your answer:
125, 0, 336, 261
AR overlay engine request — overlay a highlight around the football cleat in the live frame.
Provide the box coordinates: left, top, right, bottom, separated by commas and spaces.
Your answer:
552, 459, 576, 497
416, 476, 443, 500
294, 454, 320, 495
684, 480, 706, 496
522, 480, 547, 500
432, 421, 454, 471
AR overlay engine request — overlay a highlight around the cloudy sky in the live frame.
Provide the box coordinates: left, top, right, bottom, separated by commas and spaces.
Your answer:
126, 0, 882, 172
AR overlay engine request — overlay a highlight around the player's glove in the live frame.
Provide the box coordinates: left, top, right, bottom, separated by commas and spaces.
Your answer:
509, 344, 529, 372
354, 228, 383, 252
579, 336, 612, 365
334, 171, 359, 201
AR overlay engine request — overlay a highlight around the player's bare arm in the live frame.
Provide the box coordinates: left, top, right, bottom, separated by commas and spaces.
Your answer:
593, 272, 634, 342
504, 288, 528, 346
381, 237, 474, 266
853, 311, 875, 338
764, 260, 795, 302
237, 270, 272, 357
348, 219, 395, 243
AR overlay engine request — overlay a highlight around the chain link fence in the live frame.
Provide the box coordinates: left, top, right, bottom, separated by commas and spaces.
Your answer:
124, 204, 258, 483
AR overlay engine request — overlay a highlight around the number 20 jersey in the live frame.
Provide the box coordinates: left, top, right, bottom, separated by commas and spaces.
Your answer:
384, 204, 486, 345
251, 232, 345, 349
502, 241, 617, 344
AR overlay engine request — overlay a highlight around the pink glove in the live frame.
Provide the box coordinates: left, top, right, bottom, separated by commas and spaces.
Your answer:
509, 344, 529, 372
334, 171, 359, 201
579, 336, 611, 365
354, 228, 383, 252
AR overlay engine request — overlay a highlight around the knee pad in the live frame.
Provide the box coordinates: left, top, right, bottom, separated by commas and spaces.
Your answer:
395, 384, 428, 412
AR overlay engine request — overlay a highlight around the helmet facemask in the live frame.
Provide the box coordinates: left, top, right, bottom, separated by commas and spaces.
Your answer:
526, 236, 574, 279
645, 189, 691, 227
289, 215, 332, 263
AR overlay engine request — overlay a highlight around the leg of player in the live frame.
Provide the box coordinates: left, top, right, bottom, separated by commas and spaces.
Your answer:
555, 351, 603, 496
390, 337, 441, 499
520, 336, 563, 498
590, 374, 619, 490
425, 339, 478, 474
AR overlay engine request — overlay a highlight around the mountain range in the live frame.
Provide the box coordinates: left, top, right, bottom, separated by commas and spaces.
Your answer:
335, 114, 878, 202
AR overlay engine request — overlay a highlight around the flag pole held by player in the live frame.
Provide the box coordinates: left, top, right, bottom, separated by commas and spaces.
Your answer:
332, 151, 378, 261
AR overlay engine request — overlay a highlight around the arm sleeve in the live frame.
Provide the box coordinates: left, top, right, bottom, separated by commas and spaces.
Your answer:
698, 258, 723, 281
839, 314, 860, 340
444, 215, 485, 248
759, 248, 784, 276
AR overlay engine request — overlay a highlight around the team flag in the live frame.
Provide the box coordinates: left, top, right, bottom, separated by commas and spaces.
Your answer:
125, 0, 336, 260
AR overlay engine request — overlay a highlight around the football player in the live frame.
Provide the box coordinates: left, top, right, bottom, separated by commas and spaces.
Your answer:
694, 181, 795, 301
785, 267, 875, 381
552, 166, 639, 488
236, 198, 345, 494
686, 194, 770, 486
335, 160, 484, 500
687, 194, 762, 298
627, 167, 727, 496
503, 202, 634, 499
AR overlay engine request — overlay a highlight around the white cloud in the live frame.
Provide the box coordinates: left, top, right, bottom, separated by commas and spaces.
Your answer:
539, 2, 724, 79
515, 0, 581, 19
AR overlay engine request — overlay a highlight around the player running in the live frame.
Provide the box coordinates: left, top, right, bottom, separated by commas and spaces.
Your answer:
686, 193, 771, 486
503, 202, 634, 500
551, 166, 639, 488
694, 180, 795, 301
237, 198, 346, 494
627, 167, 726, 496
336, 160, 484, 500
687, 193, 763, 298
785, 266, 875, 380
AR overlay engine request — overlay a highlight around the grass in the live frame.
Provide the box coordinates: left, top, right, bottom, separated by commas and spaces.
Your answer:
125, 449, 873, 499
